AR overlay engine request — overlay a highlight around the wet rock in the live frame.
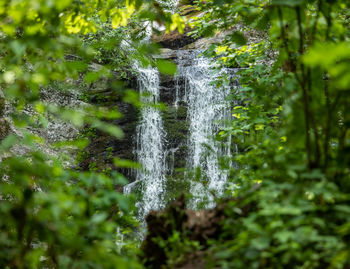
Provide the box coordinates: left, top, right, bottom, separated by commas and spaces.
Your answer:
157, 48, 179, 60
163, 107, 188, 148
159, 74, 187, 105
78, 77, 140, 179
152, 27, 197, 49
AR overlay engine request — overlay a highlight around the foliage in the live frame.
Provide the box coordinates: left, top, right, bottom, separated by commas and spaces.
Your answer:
1, 0, 350, 267
143, 0, 350, 268
185, 0, 350, 268
0, 0, 185, 267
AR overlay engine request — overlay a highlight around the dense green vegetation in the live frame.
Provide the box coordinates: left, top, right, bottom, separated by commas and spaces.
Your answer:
0, 0, 349, 268
0, 0, 182, 267
156, 1, 350, 268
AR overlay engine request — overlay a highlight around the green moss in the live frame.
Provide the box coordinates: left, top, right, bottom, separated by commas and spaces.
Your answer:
172, 145, 188, 168
163, 106, 187, 120
162, 105, 189, 146
164, 173, 190, 204
165, 120, 189, 143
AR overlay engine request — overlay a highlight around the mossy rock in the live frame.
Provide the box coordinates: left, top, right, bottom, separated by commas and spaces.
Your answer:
174, 145, 188, 168
152, 26, 197, 49
164, 174, 190, 204
164, 120, 188, 146
162, 105, 189, 148
163, 105, 187, 119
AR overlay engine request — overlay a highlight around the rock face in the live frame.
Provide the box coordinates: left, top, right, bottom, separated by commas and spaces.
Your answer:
77, 74, 140, 178
152, 27, 197, 49
0, 83, 83, 163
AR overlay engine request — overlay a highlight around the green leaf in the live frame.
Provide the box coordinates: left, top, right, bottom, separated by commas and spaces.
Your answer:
156, 59, 177, 75
66, 61, 88, 72
251, 237, 270, 250
84, 72, 100, 83
91, 120, 124, 139
1, 134, 18, 150
114, 158, 142, 169
9, 41, 26, 57
91, 213, 107, 224
271, 0, 306, 6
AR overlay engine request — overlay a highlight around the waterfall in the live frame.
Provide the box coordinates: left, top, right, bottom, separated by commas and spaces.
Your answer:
124, 50, 234, 217
176, 50, 233, 208
130, 67, 167, 219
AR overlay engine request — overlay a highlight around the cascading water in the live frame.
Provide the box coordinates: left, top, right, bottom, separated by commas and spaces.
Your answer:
125, 50, 234, 216
176, 50, 233, 208
127, 67, 167, 219
122, 0, 179, 220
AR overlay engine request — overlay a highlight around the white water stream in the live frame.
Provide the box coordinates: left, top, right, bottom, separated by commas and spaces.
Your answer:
176, 51, 233, 208
124, 50, 234, 218
126, 67, 167, 219
121, 0, 234, 216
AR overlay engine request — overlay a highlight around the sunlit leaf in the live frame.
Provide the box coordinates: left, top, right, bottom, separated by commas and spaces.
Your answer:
156, 59, 177, 75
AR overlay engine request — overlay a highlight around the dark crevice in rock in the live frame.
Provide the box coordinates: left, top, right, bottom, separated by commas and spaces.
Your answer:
152, 27, 198, 50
